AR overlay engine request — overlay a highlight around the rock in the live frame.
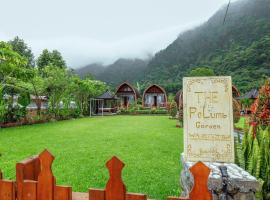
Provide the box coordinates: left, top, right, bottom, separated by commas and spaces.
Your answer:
180, 153, 259, 200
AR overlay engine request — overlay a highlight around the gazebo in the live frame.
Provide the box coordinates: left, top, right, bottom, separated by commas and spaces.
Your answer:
115, 82, 140, 108
142, 84, 167, 108
90, 91, 118, 116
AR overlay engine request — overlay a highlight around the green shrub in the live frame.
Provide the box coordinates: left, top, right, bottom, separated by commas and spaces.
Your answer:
167, 102, 177, 118
235, 126, 270, 199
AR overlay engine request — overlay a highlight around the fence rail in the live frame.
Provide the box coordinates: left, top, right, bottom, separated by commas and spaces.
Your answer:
0, 149, 212, 200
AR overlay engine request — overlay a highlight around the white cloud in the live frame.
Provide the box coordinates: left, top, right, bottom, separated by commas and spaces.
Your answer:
0, 0, 230, 68
1, 22, 200, 68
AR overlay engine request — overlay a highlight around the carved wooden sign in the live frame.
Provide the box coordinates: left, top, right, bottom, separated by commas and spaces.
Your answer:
183, 76, 234, 163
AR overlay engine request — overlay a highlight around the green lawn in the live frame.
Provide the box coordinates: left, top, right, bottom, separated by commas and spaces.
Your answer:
0, 116, 182, 200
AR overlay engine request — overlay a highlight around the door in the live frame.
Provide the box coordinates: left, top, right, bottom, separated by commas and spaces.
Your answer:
154, 96, 157, 107
124, 96, 128, 107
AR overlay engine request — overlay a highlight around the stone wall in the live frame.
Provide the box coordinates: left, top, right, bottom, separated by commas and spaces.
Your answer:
180, 154, 259, 200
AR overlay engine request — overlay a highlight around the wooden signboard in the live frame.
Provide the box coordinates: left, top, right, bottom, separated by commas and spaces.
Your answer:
183, 76, 234, 163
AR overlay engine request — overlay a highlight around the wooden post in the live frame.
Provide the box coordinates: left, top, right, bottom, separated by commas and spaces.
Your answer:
102, 100, 104, 117
90, 98, 92, 117
37, 149, 56, 200
0, 180, 16, 200
105, 156, 126, 200
167, 161, 212, 200
22, 180, 37, 200
16, 155, 40, 200
89, 156, 148, 200
55, 185, 72, 200
189, 161, 212, 200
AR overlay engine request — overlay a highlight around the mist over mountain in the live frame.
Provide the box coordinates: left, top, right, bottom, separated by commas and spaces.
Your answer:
77, 0, 270, 93
144, 0, 270, 93
76, 58, 149, 86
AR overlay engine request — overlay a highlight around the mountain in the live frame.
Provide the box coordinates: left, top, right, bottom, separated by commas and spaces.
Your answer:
76, 63, 105, 78
144, 0, 270, 93
77, 0, 270, 94
76, 58, 149, 86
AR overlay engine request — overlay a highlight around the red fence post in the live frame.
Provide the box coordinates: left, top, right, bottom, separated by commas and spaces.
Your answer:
0, 180, 16, 200
22, 180, 37, 200
37, 149, 56, 200
167, 161, 212, 200
105, 156, 126, 200
16, 155, 40, 200
189, 161, 212, 200
54, 185, 72, 200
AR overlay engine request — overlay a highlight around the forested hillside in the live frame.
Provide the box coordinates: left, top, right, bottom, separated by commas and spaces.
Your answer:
145, 0, 270, 93
77, 0, 270, 93
76, 58, 148, 86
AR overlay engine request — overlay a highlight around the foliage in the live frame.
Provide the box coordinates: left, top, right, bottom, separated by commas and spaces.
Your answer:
0, 87, 7, 122
42, 66, 71, 118
78, 0, 268, 94
76, 0, 270, 94
0, 41, 34, 122
71, 76, 107, 115
8, 36, 35, 67
76, 58, 149, 86
120, 103, 168, 115
0, 116, 182, 200
240, 98, 254, 108
236, 125, 270, 199
0, 41, 29, 82
188, 67, 215, 77
236, 80, 270, 199
234, 117, 246, 130
251, 78, 270, 127
37, 49, 66, 69
1, 39, 107, 124
167, 102, 177, 118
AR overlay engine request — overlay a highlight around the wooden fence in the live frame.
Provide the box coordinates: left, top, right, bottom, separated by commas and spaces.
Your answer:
0, 149, 212, 200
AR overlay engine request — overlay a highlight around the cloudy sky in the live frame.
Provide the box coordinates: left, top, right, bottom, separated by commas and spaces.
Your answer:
0, 0, 231, 68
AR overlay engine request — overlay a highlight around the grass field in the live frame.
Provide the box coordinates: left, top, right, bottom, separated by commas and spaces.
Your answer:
0, 116, 182, 199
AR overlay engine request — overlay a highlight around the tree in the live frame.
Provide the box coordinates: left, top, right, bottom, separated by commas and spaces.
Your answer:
51, 50, 66, 68
0, 41, 32, 98
37, 49, 51, 69
0, 41, 34, 122
43, 65, 70, 118
71, 77, 106, 115
26, 68, 46, 116
0, 86, 7, 123
0, 41, 29, 82
188, 67, 215, 77
37, 49, 66, 69
8, 36, 35, 67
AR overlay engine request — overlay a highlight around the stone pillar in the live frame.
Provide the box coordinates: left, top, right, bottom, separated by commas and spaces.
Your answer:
180, 154, 259, 200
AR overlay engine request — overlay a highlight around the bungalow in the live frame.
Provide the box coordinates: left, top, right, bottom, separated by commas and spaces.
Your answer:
142, 84, 167, 108
115, 82, 140, 108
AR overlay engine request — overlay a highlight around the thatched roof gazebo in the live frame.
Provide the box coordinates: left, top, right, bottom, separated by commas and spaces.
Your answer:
90, 91, 118, 116
115, 82, 140, 108
142, 84, 167, 108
